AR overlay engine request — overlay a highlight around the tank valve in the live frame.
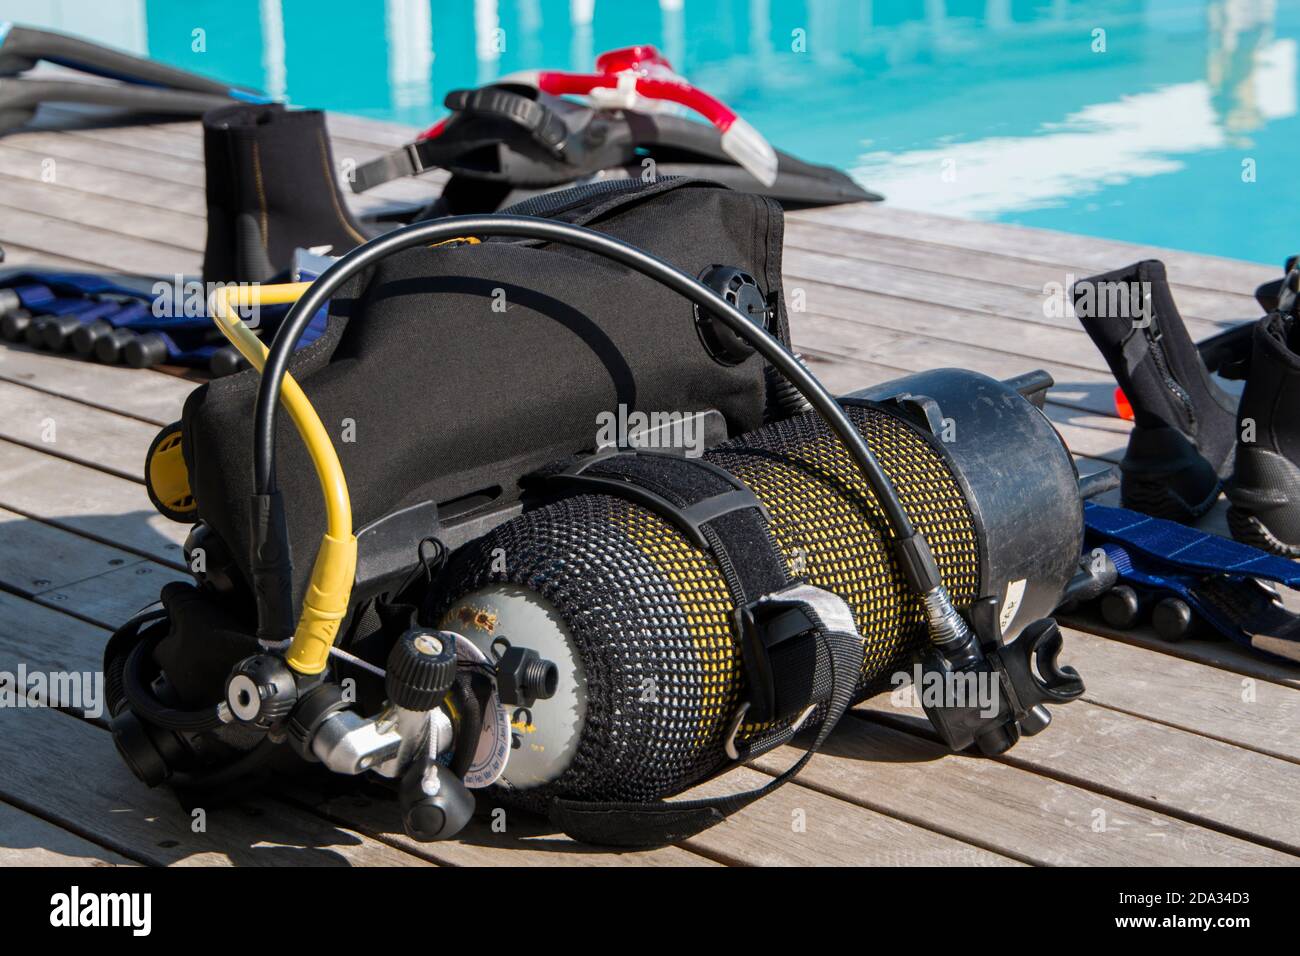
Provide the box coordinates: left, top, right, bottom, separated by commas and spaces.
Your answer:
496, 646, 559, 708
386, 629, 457, 711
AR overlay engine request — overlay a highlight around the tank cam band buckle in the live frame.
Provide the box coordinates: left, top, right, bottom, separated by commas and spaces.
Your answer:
726, 584, 863, 762
920, 615, 1084, 756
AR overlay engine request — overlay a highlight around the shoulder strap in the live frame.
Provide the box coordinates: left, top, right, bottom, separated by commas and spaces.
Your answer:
352, 85, 568, 193
532, 451, 865, 847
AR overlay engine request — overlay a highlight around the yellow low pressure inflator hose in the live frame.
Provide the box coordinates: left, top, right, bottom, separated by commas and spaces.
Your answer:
211, 283, 357, 675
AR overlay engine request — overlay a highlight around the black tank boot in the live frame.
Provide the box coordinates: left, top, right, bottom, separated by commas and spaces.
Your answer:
202, 103, 374, 284
1074, 260, 1237, 522
1225, 312, 1300, 556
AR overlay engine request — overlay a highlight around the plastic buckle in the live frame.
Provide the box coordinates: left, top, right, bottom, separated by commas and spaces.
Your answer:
403, 141, 428, 176
734, 600, 821, 726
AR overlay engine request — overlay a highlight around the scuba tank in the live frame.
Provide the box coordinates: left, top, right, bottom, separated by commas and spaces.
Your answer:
108, 181, 1089, 848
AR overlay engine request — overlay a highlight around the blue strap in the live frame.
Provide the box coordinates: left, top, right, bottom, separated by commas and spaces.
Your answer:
1084, 502, 1300, 587
3, 270, 331, 355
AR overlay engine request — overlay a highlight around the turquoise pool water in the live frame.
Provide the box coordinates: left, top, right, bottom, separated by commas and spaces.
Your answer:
9, 0, 1298, 265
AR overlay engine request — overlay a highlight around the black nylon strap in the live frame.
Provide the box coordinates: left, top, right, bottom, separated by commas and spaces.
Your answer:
352, 87, 567, 193
549, 584, 864, 848
574, 451, 789, 603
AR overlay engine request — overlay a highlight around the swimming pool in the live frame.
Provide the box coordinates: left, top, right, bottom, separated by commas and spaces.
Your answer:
9, 0, 1297, 265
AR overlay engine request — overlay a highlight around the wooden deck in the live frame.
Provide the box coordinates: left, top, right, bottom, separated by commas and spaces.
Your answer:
1, 105, 1297, 867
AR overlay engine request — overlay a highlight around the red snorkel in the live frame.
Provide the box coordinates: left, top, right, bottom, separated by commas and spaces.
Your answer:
416, 45, 779, 187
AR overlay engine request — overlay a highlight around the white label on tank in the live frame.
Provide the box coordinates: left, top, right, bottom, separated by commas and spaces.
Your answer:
449, 634, 511, 788
1000, 578, 1028, 635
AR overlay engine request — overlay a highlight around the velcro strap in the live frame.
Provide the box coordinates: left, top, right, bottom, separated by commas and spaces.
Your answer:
569, 450, 789, 603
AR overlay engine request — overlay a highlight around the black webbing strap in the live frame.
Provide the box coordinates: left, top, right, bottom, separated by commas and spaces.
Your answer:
351, 85, 568, 193
550, 584, 863, 847
534, 451, 865, 847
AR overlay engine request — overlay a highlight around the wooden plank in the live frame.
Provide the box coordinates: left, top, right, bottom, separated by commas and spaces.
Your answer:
750, 717, 1292, 866
0, 141, 206, 217
0, 506, 185, 629
0, 342, 194, 426
0, 705, 431, 866
0, 505, 149, 593
0, 379, 160, 481
37, 561, 187, 629
0, 801, 134, 867
784, 247, 1234, 341
863, 696, 1300, 854
788, 204, 1276, 295
678, 764, 1017, 865
0, 174, 205, 251
0, 239, 104, 271
0, 588, 117, 687
786, 278, 1115, 374
0, 439, 187, 567
0, 203, 199, 276
1060, 611, 1300, 692
784, 225, 1260, 321
1061, 627, 1300, 763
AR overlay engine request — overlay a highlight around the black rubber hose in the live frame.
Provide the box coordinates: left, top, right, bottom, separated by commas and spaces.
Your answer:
123, 633, 226, 734
256, 216, 922, 540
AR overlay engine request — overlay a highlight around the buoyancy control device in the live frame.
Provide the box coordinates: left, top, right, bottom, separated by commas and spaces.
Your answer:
109, 180, 1091, 847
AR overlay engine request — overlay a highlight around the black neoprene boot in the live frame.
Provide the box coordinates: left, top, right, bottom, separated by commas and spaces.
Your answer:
1074, 260, 1237, 522
1225, 312, 1300, 555
202, 103, 373, 284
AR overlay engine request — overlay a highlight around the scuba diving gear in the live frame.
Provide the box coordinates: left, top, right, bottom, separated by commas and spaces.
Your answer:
0, 22, 268, 100
350, 54, 874, 213
1074, 260, 1237, 522
201, 103, 374, 285
107, 181, 1085, 848
1224, 311, 1300, 557
1077, 502, 1300, 662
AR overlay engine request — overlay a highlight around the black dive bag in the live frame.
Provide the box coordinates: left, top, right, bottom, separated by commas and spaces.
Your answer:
182, 178, 789, 610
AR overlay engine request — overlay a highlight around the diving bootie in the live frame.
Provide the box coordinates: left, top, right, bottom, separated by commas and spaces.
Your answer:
201, 103, 373, 284
1225, 312, 1300, 556
1074, 260, 1237, 522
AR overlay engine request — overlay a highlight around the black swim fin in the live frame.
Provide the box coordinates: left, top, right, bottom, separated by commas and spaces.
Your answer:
0, 77, 237, 135
0, 22, 267, 101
